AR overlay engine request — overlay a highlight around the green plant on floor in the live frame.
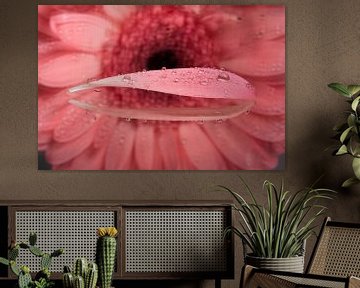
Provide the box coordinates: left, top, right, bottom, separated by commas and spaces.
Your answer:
96, 227, 118, 288
328, 82, 360, 187
0, 232, 64, 288
62, 258, 98, 288
221, 178, 335, 258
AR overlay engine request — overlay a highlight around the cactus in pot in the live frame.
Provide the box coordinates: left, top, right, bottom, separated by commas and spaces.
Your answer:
96, 227, 118, 288
62, 259, 98, 288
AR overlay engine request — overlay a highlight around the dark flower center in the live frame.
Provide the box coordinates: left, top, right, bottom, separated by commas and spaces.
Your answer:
146, 49, 179, 70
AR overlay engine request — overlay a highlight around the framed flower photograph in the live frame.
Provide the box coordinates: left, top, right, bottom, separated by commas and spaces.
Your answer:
38, 5, 285, 170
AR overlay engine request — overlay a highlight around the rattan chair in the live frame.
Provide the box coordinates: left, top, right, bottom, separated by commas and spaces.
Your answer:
241, 217, 360, 288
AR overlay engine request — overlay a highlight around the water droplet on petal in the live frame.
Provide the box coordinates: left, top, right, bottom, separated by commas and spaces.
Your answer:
174, 78, 179, 83
123, 75, 132, 82
93, 89, 101, 92
217, 72, 230, 82
200, 79, 208, 86
125, 117, 131, 122
161, 67, 167, 70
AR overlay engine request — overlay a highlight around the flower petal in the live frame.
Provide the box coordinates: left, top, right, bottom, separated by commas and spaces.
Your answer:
252, 83, 285, 115
103, 5, 136, 22
38, 131, 52, 145
178, 123, 227, 170
203, 121, 278, 169
93, 116, 118, 149
219, 40, 285, 77
158, 127, 181, 170
38, 89, 73, 132
50, 13, 115, 52
231, 113, 285, 142
135, 124, 156, 170
53, 106, 97, 143
38, 38, 66, 56
271, 140, 285, 154
105, 121, 135, 170
39, 52, 101, 87
69, 147, 106, 170
45, 126, 95, 165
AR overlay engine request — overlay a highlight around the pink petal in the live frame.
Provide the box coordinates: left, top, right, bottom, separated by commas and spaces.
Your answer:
38, 90, 72, 132
219, 40, 285, 77
69, 147, 106, 170
158, 127, 181, 170
252, 83, 285, 115
93, 116, 118, 149
70, 68, 255, 101
68, 68, 255, 122
38, 6, 53, 18
38, 34, 69, 56
53, 105, 97, 143
178, 123, 227, 170
38, 52, 101, 87
50, 13, 115, 52
271, 140, 285, 154
203, 122, 278, 169
38, 15, 54, 37
103, 5, 136, 22
38, 131, 53, 145
38, 144, 49, 151
231, 113, 285, 142
135, 124, 155, 170
105, 121, 135, 170
45, 126, 95, 165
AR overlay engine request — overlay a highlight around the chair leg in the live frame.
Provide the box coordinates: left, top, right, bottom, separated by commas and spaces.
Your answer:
349, 276, 360, 288
240, 265, 255, 288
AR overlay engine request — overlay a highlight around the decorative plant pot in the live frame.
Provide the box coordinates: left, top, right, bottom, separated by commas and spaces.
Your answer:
245, 254, 305, 273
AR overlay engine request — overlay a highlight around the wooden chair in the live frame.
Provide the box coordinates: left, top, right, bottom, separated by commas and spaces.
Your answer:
241, 217, 360, 288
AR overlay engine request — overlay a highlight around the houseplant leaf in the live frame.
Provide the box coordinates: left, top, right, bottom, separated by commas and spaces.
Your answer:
342, 177, 360, 187
336, 145, 348, 155
352, 157, 360, 179
328, 83, 350, 97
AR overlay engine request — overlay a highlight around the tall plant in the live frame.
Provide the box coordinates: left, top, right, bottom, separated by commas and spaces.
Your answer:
222, 179, 334, 258
328, 83, 360, 187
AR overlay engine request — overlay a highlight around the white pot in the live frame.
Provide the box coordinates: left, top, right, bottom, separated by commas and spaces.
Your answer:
245, 254, 305, 273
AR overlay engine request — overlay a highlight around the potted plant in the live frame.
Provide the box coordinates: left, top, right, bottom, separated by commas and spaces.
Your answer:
221, 179, 334, 273
0, 232, 63, 288
328, 83, 360, 187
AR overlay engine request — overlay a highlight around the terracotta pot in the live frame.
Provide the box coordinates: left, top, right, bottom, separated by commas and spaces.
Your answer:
245, 254, 305, 273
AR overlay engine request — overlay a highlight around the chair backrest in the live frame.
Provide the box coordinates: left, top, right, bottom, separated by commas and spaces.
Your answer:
307, 217, 360, 277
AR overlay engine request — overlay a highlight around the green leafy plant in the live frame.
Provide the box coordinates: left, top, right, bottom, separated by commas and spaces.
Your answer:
221, 179, 335, 258
0, 232, 63, 288
328, 83, 360, 187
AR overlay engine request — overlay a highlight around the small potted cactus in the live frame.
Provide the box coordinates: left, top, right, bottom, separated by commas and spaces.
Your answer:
96, 227, 118, 288
0, 232, 64, 288
62, 258, 98, 288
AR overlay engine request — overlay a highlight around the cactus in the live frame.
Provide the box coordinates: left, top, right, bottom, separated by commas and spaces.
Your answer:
18, 269, 32, 288
29, 232, 37, 246
0, 232, 63, 288
63, 260, 98, 288
41, 253, 52, 270
74, 275, 85, 288
96, 227, 118, 288
85, 263, 98, 288
74, 258, 88, 279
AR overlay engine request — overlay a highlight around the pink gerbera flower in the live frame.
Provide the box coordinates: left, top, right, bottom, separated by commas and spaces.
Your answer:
38, 5, 285, 170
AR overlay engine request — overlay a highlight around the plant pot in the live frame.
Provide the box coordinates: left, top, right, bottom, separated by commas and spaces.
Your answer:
245, 254, 304, 273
